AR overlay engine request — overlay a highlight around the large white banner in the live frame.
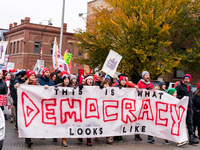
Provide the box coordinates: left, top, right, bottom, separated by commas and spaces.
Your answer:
0, 41, 8, 64
102, 50, 122, 77
17, 85, 188, 143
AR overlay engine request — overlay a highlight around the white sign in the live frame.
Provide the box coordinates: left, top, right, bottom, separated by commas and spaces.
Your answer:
7, 62, 15, 71
33, 60, 44, 74
3, 81, 11, 115
17, 85, 188, 143
0, 41, 8, 64
102, 50, 122, 77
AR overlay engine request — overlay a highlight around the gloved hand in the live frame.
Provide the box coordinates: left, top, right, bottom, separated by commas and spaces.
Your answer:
146, 87, 151, 90
14, 83, 20, 89
44, 85, 49, 89
119, 86, 122, 89
78, 84, 84, 90
99, 85, 104, 89
54, 85, 58, 88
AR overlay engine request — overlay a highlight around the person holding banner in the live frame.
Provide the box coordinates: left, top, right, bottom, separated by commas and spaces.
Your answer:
0, 70, 8, 116
23, 70, 39, 148
55, 70, 62, 85
58, 71, 71, 147
113, 76, 129, 142
77, 74, 94, 146
70, 74, 78, 87
176, 74, 199, 145
95, 73, 105, 86
136, 71, 154, 143
12, 71, 27, 132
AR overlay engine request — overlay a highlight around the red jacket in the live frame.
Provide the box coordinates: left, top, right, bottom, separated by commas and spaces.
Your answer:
137, 80, 154, 89
112, 81, 136, 87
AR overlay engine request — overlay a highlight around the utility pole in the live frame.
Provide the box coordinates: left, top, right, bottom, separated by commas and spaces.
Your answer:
59, 0, 65, 54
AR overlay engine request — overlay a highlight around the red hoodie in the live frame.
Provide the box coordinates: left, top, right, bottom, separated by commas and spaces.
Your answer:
137, 80, 154, 89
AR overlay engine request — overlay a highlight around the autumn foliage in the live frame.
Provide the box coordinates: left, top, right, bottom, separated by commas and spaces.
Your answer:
75, 0, 200, 82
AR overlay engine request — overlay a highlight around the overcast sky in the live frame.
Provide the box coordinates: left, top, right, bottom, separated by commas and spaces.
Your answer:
0, 0, 93, 33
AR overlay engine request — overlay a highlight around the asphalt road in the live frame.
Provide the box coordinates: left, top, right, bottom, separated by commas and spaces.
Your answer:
2, 116, 200, 150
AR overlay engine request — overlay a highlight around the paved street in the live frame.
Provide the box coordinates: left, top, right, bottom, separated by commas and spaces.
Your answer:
2, 116, 200, 150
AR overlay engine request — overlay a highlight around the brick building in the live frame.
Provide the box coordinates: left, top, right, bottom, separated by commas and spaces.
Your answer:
87, 0, 200, 84
3, 17, 85, 74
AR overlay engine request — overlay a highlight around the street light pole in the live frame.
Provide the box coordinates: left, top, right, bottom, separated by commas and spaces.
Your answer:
59, 0, 65, 54
40, 23, 52, 59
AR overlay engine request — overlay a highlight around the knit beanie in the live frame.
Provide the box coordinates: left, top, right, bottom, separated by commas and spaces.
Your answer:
70, 75, 77, 81
142, 71, 149, 78
119, 76, 127, 83
166, 88, 177, 95
27, 71, 36, 79
61, 71, 70, 80
42, 68, 51, 76
197, 83, 200, 90
159, 81, 166, 89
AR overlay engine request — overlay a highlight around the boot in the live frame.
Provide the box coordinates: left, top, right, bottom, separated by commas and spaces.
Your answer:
189, 135, 199, 145
25, 138, 33, 148
87, 138, 92, 146
78, 138, 83, 142
53, 138, 58, 142
106, 137, 113, 144
62, 138, 68, 147
4, 114, 7, 120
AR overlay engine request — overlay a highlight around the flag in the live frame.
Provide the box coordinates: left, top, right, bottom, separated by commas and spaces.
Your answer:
101, 50, 122, 77
52, 37, 70, 73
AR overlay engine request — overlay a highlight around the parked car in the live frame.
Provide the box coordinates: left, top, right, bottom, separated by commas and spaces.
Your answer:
0, 108, 5, 150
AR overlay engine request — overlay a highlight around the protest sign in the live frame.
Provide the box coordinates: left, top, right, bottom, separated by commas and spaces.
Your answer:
102, 50, 122, 77
0, 41, 8, 64
0, 95, 7, 106
17, 85, 188, 143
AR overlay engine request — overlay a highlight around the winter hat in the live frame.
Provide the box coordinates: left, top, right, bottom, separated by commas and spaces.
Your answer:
166, 88, 177, 95
159, 81, 166, 89
119, 76, 127, 83
56, 70, 61, 74
85, 75, 93, 81
70, 74, 77, 81
142, 71, 149, 78
27, 71, 36, 79
182, 74, 191, 82
20, 70, 27, 77
42, 68, 51, 76
197, 83, 200, 90
98, 72, 104, 77
61, 71, 69, 79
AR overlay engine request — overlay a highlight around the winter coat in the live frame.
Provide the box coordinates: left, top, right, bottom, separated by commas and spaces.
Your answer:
94, 79, 102, 86
55, 76, 62, 85
0, 79, 7, 95
137, 80, 154, 89
192, 95, 200, 124
112, 81, 136, 87
37, 76, 54, 86
11, 77, 26, 106
176, 81, 192, 109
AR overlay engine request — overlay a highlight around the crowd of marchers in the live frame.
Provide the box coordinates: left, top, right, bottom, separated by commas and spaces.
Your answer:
0, 68, 200, 148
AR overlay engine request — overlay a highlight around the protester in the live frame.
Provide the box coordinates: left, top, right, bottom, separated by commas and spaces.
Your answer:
95, 72, 104, 86
136, 71, 154, 143
70, 74, 78, 87
113, 76, 128, 142
23, 70, 39, 148
55, 70, 62, 85
112, 76, 118, 86
176, 74, 199, 145
12, 70, 27, 131
37, 68, 57, 142
166, 88, 187, 146
77, 74, 93, 146
58, 71, 70, 147
192, 83, 200, 139
0, 70, 8, 120
4, 72, 11, 81
50, 72, 57, 83
159, 81, 166, 91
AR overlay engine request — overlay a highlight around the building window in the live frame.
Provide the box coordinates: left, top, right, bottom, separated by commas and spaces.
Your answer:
174, 70, 185, 78
34, 42, 40, 53
78, 49, 83, 56
17, 41, 19, 53
10, 43, 12, 54
13, 42, 15, 54
50, 43, 53, 55
69, 43, 74, 55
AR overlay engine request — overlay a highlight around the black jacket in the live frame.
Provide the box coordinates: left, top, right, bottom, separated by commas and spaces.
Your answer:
11, 77, 26, 106
37, 76, 54, 86
94, 79, 102, 86
0, 79, 8, 111
192, 95, 200, 123
176, 81, 192, 109
55, 76, 62, 85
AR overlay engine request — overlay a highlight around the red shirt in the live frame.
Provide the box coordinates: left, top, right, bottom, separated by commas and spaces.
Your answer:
137, 80, 154, 89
